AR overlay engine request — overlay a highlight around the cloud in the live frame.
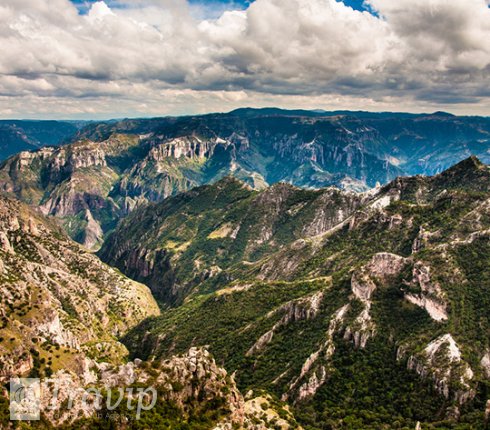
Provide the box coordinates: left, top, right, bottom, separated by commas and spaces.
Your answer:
0, 0, 489, 118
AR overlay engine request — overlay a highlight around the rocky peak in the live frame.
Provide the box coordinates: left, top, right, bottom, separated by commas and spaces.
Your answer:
405, 334, 475, 405
149, 135, 217, 161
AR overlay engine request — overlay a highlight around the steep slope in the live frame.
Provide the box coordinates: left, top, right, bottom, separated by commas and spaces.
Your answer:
99, 177, 365, 305
1, 109, 489, 249
119, 158, 490, 429
0, 194, 159, 382
0, 194, 301, 429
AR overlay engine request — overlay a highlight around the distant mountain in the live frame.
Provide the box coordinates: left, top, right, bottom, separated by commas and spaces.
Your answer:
104, 157, 490, 429
0, 109, 489, 249
0, 120, 84, 161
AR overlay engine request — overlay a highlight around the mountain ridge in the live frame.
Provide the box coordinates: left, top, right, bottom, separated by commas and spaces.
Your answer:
1, 109, 489, 250
102, 157, 490, 429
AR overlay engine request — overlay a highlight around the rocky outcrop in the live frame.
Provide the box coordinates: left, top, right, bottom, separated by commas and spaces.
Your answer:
10, 347, 298, 429
149, 136, 217, 161
285, 304, 350, 401
481, 351, 490, 379
368, 187, 401, 210
36, 312, 80, 350
346, 253, 407, 348
82, 208, 104, 249
301, 189, 363, 238
412, 226, 431, 253
247, 290, 325, 356
404, 262, 448, 321
0, 231, 13, 253
403, 334, 475, 405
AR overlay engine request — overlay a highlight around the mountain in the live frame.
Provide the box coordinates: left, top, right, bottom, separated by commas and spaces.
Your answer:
100, 157, 490, 429
0, 109, 489, 249
0, 120, 83, 161
99, 177, 366, 305
0, 193, 299, 429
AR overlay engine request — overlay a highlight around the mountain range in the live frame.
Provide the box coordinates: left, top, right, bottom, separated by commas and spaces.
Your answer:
0, 109, 489, 249
0, 120, 85, 162
0, 109, 489, 429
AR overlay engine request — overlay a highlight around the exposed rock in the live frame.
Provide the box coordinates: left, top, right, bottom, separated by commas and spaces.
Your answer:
481, 351, 490, 379
0, 353, 33, 382
347, 253, 407, 348
32, 348, 254, 428
285, 304, 350, 401
247, 290, 325, 356
412, 226, 429, 253
36, 312, 80, 350
247, 330, 275, 356
0, 231, 13, 253
216, 391, 301, 430
404, 262, 448, 321
405, 334, 475, 405
389, 213, 403, 229
82, 208, 104, 249
296, 367, 327, 401
343, 308, 374, 350
301, 189, 363, 237
149, 136, 215, 161
368, 188, 401, 210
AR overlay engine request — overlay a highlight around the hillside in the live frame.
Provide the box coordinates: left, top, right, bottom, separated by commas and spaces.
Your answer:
99, 177, 365, 304
0, 193, 300, 429
109, 157, 490, 429
1, 110, 489, 249
0, 194, 160, 380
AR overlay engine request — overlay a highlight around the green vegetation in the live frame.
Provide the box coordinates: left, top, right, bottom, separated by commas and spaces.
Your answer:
118, 159, 490, 429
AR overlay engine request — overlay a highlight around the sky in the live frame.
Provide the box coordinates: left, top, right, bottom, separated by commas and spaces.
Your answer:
0, 0, 489, 119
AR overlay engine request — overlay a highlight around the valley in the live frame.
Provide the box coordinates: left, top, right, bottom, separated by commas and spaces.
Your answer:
0, 111, 489, 429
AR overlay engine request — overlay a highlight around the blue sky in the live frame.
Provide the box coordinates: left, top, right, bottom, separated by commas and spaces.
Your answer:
70, 0, 373, 15
190, 0, 374, 12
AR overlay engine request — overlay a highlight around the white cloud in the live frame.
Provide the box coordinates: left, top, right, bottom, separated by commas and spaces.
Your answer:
0, 0, 489, 118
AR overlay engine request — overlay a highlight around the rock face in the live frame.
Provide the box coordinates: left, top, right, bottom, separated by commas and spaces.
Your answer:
285, 303, 350, 401
404, 334, 475, 405
346, 253, 407, 349
13, 347, 298, 429
481, 351, 490, 379
0, 195, 159, 384
247, 290, 325, 356
404, 262, 448, 321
